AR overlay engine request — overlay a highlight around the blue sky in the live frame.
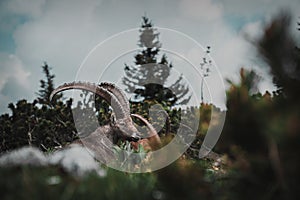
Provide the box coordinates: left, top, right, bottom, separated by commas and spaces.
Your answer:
0, 0, 299, 113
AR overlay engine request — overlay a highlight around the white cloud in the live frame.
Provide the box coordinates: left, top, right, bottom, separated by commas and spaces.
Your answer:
12, 0, 107, 88
221, 0, 300, 19
0, 53, 30, 90
179, 0, 223, 21
5, 0, 46, 18
240, 20, 264, 41
0, 0, 46, 33
0, 53, 31, 113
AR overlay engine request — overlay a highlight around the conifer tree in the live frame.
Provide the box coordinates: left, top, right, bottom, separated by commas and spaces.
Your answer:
37, 62, 61, 105
257, 13, 300, 103
122, 16, 191, 106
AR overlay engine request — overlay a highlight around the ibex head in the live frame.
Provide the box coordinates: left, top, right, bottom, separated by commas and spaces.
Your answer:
50, 82, 161, 150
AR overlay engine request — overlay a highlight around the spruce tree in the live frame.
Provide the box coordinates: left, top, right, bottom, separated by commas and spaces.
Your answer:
122, 16, 191, 106
37, 62, 61, 105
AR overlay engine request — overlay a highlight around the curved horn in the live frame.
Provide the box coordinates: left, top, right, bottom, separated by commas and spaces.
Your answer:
99, 82, 131, 115
130, 114, 161, 147
50, 82, 127, 120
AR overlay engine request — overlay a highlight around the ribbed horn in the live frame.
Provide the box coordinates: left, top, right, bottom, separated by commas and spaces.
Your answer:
99, 82, 131, 115
130, 114, 161, 147
50, 82, 126, 120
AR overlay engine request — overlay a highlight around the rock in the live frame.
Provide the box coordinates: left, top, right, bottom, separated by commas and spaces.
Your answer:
0, 145, 107, 177
49, 144, 106, 177
0, 146, 47, 167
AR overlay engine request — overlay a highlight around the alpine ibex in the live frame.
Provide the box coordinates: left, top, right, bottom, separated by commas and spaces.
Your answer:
50, 82, 162, 163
